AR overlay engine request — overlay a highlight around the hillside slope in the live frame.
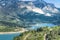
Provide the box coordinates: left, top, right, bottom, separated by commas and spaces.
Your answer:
14, 26, 60, 40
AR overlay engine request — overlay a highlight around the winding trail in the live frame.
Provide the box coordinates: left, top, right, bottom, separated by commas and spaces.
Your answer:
44, 34, 47, 40
44, 29, 53, 40
23, 33, 31, 40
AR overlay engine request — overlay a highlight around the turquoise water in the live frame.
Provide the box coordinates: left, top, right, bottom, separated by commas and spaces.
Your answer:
0, 33, 20, 40
27, 23, 56, 30
0, 23, 56, 40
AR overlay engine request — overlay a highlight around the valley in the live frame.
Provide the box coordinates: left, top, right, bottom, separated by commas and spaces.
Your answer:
0, 0, 60, 40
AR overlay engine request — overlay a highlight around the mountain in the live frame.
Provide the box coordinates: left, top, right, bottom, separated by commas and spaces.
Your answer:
0, 0, 60, 27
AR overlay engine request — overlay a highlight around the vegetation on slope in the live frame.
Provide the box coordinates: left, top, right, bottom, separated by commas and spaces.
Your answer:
14, 26, 60, 40
0, 21, 24, 32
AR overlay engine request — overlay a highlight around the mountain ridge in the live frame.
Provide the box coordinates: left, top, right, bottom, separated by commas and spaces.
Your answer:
0, 0, 60, 27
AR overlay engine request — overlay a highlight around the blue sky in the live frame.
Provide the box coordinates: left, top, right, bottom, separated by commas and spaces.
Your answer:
20, 0, 60, 8
44, 0, 60, 8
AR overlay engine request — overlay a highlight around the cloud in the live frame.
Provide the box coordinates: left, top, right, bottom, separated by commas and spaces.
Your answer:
26, 6, 52, 16
19, 0, 36, 1
19, 5, 53, 17
26, 6, 45, 14
45, 13, 52, 16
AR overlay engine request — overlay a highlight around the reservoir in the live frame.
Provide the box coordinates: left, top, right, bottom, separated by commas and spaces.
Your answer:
0, 33, 20, 40
0, 23, 56, 40
27, 23, 57, 30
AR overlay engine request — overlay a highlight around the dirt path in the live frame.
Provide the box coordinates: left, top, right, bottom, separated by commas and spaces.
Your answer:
44, 34, 47, 40
23, 33, 31, 40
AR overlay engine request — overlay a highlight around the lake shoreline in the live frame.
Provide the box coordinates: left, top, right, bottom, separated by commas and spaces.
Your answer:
0, 32, 21, 34
0, 30, 28, 34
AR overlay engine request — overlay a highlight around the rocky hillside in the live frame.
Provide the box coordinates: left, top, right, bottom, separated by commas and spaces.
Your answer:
0, 0, 60, 27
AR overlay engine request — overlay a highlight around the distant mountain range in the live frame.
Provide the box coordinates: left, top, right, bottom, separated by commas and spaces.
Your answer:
0, 0, 60, 27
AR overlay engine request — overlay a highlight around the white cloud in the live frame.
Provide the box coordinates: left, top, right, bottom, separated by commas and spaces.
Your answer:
52, 8, 59, 13
19, 5, 53, 17
19, 5, 25, 8
19, 0, 36, 1
2, 3, 5, 6
45, 13, 52, 16
43, 6, 59, 13
26, 6, 45, 14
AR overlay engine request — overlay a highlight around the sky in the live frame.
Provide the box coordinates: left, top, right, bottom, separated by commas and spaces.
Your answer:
20, 0, 60, 8
44, 0, 60, 8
